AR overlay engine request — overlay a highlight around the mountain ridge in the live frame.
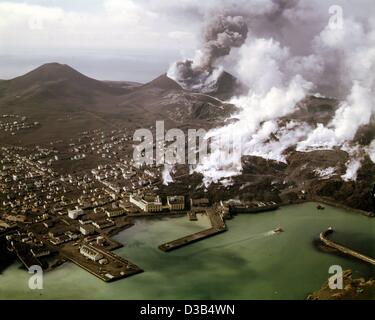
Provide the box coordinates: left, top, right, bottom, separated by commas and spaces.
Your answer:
0, 63, 236, 144
1, 62, 128, 97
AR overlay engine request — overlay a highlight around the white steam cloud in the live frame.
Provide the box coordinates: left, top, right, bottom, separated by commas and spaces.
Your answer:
298, 18, 375, 151
367, 140, 375, 163
341, 158, 362, 182
314, 167, 336, 180
168, 0, 375, 184
162, 164, 174, 185
195, 35, 314, 185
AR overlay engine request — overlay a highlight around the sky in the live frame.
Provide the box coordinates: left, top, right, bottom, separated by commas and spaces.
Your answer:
0, 0, 373, 82
0, 0, 203, 82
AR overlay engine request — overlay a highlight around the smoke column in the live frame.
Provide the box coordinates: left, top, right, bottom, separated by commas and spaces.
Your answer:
168, 14, 248, 92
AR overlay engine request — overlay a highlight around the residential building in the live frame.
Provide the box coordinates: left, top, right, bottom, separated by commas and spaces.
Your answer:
30, 248, 51, 258
68, 208, 84, 220
79, 217, 93, 225
92, 219, 115, 229
167, 196, 185, 211
105, 209, 125, 218
80, 225, 95, 236
50, 234, 70, 245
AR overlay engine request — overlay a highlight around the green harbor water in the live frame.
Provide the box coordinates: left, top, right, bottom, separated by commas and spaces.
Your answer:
1, 202, 374, 300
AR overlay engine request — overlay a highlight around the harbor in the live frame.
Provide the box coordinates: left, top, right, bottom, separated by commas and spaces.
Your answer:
1, 192, 279, 282
1, 202, 373, 300
159, 208, 227, 252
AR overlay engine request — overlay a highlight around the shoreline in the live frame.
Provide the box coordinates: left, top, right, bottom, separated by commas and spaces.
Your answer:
280, 198, 374, 218
310, 196, 374, 218
1, 203, 374, 300
307, 270, 375, 300
2, 200, 373, 276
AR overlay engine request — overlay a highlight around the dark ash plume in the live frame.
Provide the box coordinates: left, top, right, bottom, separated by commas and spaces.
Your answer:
201, 15, 248, 69
168, 14, 248, 92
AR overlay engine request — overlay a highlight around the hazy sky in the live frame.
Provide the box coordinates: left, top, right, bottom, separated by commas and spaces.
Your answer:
0, 0, 373, 82
0, 0, 204, 82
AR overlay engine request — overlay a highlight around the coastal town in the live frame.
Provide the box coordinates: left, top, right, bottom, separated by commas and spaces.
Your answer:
0, 124, 279, 282
1, 114, 374, 285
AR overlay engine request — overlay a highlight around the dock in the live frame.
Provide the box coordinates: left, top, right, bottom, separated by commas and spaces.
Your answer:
60, 243, 143, 282
320, 228, 375, 266
159, 209, 226, 252
11, 242, 41, 270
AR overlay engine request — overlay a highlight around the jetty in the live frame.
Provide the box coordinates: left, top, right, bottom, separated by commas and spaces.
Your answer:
320, 228, 375, 266
60, 243, 143, 282
159, 209, 227, 252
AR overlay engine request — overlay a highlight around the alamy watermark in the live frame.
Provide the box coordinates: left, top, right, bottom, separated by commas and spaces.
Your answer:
328, 5, 344, 30
328, 265, 343, 290
28, 265, 43, 290
133, 120, 242, 169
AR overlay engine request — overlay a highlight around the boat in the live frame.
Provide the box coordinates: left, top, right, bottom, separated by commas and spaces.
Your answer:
273, 227, 284, 234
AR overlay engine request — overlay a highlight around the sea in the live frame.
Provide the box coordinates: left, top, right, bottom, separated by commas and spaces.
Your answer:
0, 202, 374, 300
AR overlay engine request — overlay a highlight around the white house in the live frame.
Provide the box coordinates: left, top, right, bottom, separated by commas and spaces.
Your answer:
68, 208, 84, 220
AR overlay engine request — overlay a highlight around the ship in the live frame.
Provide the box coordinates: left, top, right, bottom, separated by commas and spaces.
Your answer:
228, 200, 280, 214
